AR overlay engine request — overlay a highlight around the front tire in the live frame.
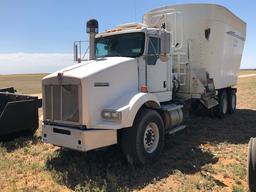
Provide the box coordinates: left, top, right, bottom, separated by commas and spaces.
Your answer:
248, 138, 256, 192
121, 109, 164, 165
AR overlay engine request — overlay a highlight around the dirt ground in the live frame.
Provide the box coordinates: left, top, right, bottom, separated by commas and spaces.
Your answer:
0, 72, 255, 192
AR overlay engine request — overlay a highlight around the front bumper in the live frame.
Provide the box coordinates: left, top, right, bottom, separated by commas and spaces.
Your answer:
42, 124, 117, 151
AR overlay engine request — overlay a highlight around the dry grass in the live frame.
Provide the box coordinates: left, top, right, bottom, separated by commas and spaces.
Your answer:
0, 72, 255, 191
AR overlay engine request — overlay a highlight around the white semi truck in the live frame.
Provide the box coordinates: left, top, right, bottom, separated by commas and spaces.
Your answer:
42, 4, 246, 165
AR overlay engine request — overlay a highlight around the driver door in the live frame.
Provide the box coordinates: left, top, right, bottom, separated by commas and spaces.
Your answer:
146, 36, 168, 93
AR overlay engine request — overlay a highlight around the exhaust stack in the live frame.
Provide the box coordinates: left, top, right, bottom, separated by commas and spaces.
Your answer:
86, 19, 99, 60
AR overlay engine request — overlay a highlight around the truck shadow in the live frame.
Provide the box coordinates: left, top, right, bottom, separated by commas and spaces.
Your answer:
45, 109, 256, 191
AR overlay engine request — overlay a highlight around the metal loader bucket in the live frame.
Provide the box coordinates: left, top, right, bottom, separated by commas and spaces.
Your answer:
0, 88, 42, 137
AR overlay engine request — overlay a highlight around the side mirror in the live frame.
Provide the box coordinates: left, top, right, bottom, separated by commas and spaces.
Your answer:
160, 31, 171, 55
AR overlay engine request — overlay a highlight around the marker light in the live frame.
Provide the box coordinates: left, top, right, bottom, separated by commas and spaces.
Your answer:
140, 85, 148, 93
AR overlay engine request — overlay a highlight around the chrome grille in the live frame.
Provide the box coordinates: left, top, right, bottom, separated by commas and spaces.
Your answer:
44, 84, 80, 123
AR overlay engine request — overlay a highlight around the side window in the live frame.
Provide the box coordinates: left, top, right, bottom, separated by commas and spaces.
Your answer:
147, 37, 160, 65
96, 42, 109, 57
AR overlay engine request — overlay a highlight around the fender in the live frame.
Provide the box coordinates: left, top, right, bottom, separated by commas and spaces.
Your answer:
126, 92, 160, 126
94, 92, 160, 129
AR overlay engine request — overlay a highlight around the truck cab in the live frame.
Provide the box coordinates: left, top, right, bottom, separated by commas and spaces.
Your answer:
95, 23, 172, 101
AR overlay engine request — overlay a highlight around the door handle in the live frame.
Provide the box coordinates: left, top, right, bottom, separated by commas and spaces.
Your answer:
163, 81, 166, 88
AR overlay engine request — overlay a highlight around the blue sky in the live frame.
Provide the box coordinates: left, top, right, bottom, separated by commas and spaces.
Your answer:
0, 0, 255, 74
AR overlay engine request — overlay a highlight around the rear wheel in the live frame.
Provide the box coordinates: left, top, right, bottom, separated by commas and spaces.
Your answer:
215, 89, 228, 118
248, 138, 256, 192
121, 109, 164, 165
228, 89, 236, 114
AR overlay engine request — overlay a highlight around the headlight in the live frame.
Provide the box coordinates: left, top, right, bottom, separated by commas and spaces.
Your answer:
102, 110, 122, 121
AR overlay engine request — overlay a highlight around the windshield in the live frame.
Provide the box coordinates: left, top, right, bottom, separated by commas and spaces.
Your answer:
95, 32, 145, 58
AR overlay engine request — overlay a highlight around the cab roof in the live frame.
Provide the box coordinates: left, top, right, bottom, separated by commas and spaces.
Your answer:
96, 23, 161, 38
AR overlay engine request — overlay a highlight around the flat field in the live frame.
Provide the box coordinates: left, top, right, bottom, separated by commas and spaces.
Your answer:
0, 72, 255, 192
239, 69, 256, 75
0, 74, 47, 94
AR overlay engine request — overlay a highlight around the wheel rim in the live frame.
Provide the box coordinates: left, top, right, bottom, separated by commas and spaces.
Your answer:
222, 95, 228, 114
143, 122, 160, 154
231, 93, 236, 110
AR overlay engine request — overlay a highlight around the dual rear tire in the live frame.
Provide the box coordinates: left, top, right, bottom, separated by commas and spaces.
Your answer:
215, 88, 236, 118
228, 89, 236, 114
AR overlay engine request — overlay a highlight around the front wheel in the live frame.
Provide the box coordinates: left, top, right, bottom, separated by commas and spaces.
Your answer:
121, 109, 164, 165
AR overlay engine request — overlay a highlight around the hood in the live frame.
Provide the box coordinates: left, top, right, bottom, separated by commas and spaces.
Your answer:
43, 57, 135, 81
42, 56, 139, 128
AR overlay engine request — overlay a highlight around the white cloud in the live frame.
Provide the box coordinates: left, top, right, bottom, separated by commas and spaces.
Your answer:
0, 52, 253, 75
0, 53, 74, 74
